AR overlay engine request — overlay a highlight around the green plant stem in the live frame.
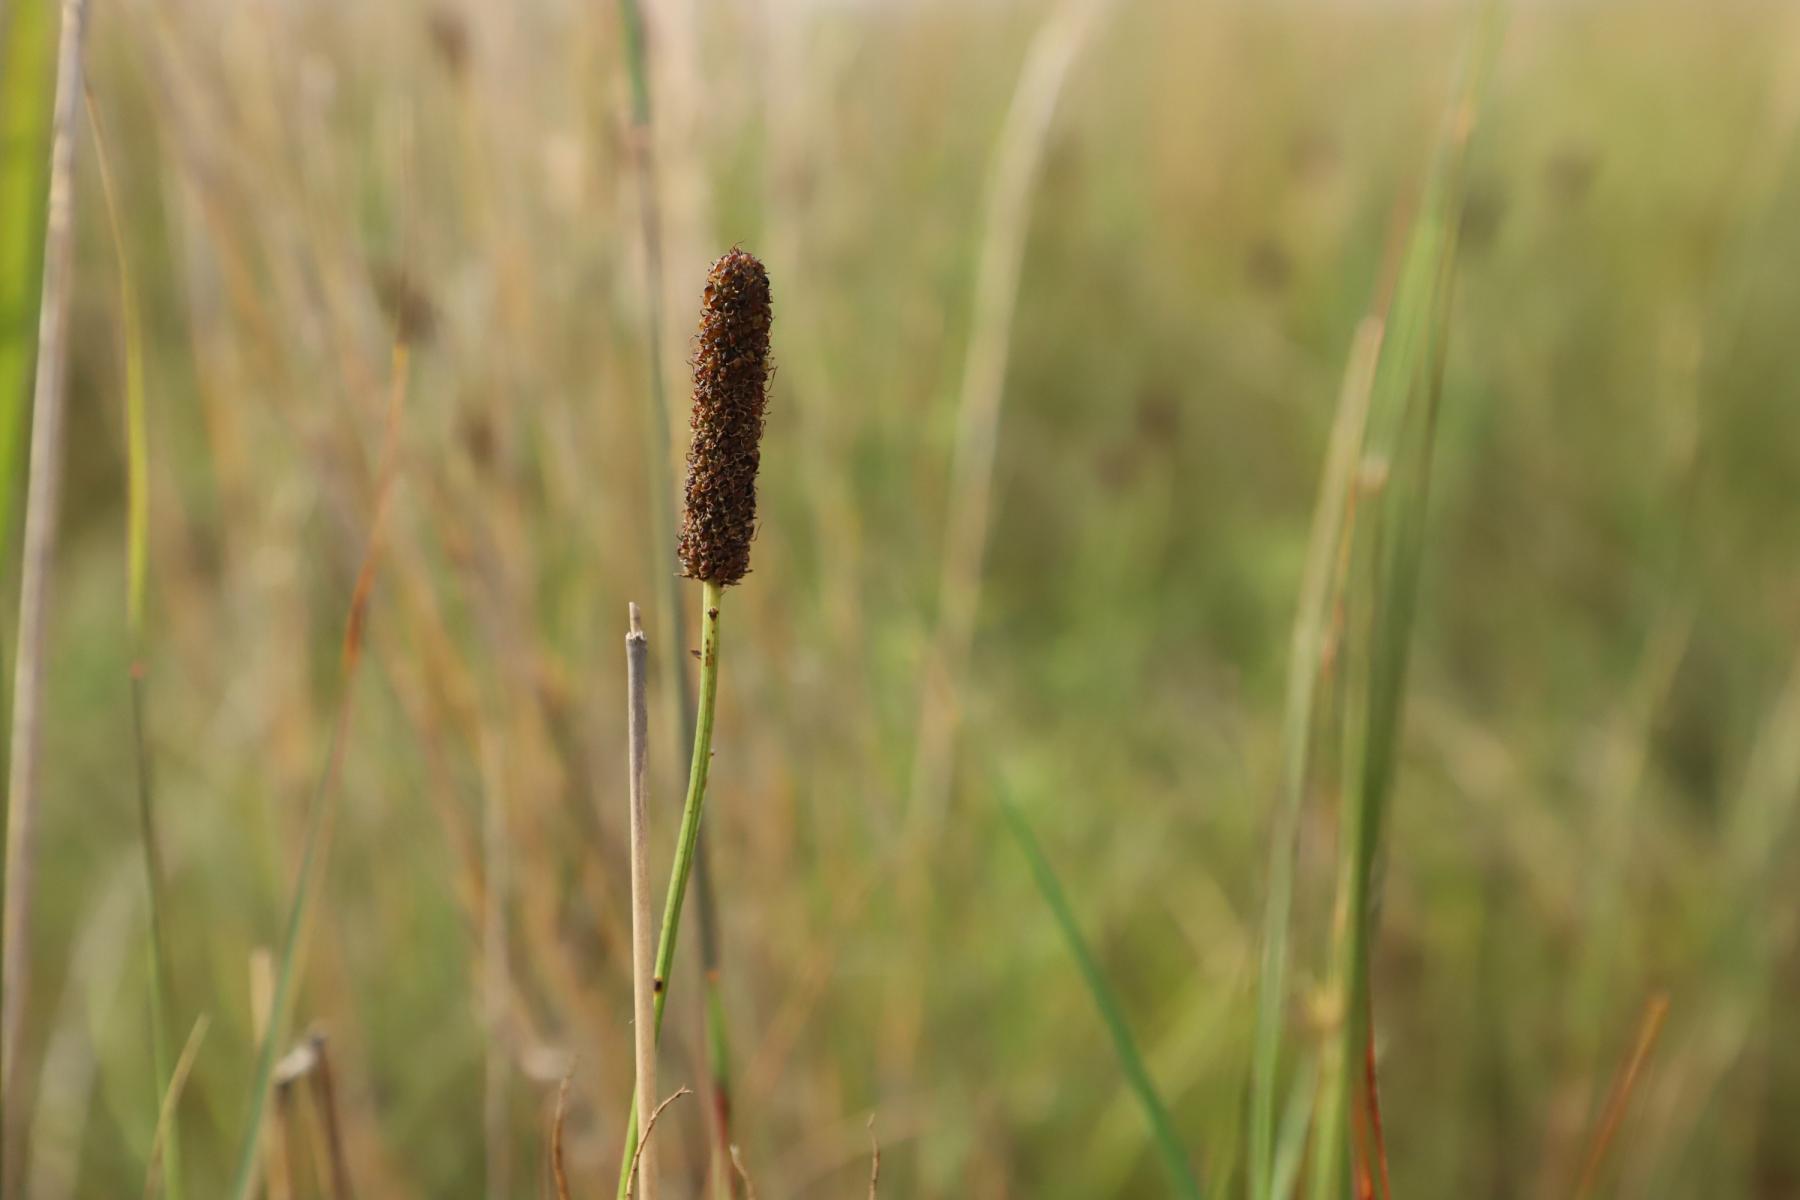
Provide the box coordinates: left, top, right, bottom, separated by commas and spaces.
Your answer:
1247, 317, 1382, 1200
616, 580, 724, 1200
88, 87, 183, 1200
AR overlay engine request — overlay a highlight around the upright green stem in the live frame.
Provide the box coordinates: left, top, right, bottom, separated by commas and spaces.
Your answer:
616, 581, 723, 1200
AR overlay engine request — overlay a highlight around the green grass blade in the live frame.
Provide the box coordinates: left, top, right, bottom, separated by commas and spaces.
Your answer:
1000, 794, 1204, 1200
1308, 9, 1505, 1199
0, 0, 57, 562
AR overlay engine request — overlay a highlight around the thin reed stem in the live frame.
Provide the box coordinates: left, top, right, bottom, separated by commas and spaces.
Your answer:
615, 581, 724, 1200
87, 86, 186, 1200
141, 1015, 208, 1200
1, 2, 88, 1186
625, 604, 658, 1200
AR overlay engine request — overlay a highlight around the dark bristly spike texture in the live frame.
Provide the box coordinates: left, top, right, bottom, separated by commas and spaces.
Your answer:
678, 248, 773, 586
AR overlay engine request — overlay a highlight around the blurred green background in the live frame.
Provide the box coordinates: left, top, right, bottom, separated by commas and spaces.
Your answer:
2, 0, 1799, 1195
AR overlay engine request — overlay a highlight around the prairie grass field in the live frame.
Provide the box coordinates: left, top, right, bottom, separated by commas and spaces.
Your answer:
2, 0, 1800, 1196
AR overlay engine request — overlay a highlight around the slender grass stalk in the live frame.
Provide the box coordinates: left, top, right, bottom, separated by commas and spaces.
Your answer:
999, 794, 1203, 1200
614, 5, 736, 1186
625, 1088, 692, 1199
85, 88, 186, 1200
625, 604, 659, 1200
0, 0, 57, 566
249, 951, 294, 1200
1, 2, 88, 1185
224, 343, 410, 1200
1267, 1059, 1316, 1200
141, 1015, 208, 1200
1247, 316, 1384, 1200
615, 582, 723, 1200
1308, 12, 1502, 1198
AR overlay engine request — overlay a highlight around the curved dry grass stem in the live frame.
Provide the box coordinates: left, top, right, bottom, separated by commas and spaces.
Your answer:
625, 1087, 690, 1200
905, 0, 1109, 843
728, 1145, 759, 1200
1, 2, 89, 1183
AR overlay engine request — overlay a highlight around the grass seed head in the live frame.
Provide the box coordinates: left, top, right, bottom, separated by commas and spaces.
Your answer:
678, 248, 772, 587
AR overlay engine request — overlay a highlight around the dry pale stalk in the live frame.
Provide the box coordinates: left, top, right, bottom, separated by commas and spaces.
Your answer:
2, 2, 91, 1185
626, 603, 658, 1200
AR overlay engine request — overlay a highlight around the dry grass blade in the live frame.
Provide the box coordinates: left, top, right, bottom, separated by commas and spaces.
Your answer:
905, 0, 1112, 842
1, 3, 89, 1180
550, 1069, 573, 1200
625, 1087, 691, 1200
728, 1144, 760, 1200
141, 1016, 209, 1200
1574, 994, 1670, 1198
866, 1116, 880, 1199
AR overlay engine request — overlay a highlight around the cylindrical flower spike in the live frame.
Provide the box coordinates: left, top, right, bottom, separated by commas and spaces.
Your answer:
678, 248, 773, 587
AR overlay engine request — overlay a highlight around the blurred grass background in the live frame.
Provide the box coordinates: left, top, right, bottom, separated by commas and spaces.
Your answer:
3, 0, 1800, 1195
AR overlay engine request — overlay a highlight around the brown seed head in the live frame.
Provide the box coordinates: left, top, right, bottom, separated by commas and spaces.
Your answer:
678, 248, 772, 587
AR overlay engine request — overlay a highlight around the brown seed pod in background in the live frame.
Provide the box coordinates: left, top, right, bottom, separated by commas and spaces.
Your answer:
677, 248, 773, 587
